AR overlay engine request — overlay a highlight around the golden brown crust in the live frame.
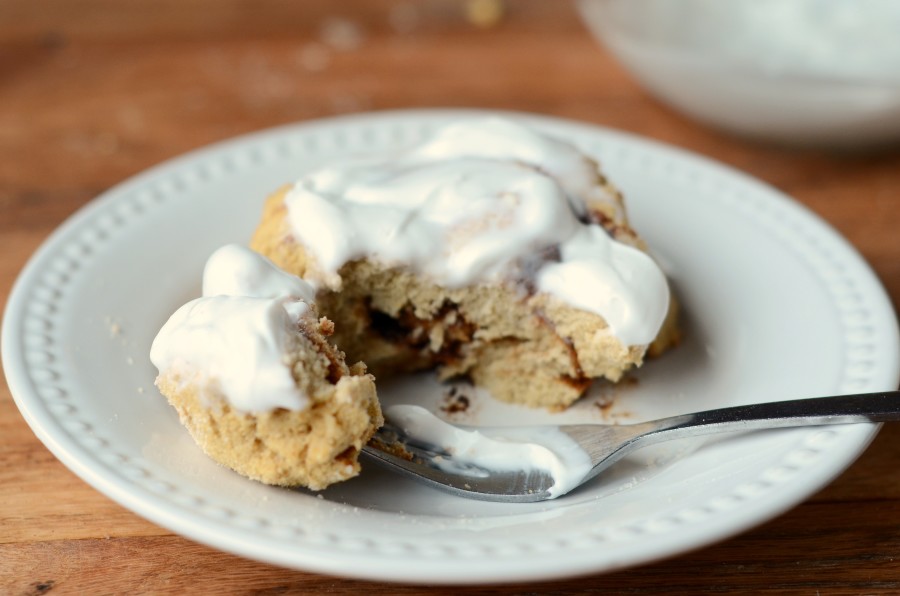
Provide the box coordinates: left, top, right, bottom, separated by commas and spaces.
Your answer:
155, 312, 382, 490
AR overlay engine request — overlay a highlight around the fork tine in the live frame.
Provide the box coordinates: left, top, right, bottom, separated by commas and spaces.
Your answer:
362, 435, 556, 502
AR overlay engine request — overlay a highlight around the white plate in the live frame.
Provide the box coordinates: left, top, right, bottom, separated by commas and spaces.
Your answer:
4, 110, 899, 584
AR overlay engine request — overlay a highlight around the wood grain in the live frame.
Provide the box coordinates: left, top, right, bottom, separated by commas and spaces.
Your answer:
2, 1, 899, 593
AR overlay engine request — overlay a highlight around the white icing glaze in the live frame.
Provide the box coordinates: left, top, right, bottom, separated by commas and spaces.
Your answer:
150, 295, 307, 412
202, 243, 316, 302
385, 405, 593, 498
283, 117, 669, 345
151, 245, 317, 412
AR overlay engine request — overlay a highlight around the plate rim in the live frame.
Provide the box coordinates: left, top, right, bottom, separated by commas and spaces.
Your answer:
3, 108, 899, 584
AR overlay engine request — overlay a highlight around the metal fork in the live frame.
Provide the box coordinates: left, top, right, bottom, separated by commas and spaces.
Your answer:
361, 390, 900, 502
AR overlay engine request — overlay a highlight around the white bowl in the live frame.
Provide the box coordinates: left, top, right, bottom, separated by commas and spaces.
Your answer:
578, 0, 900, 148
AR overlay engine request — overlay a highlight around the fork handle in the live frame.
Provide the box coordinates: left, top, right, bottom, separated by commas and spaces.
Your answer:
653, 390, 900, 440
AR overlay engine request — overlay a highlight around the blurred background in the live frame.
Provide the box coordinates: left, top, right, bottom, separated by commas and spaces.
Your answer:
4, 0, 900, 179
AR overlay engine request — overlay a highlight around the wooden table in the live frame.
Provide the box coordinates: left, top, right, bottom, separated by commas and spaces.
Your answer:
2, 1, 899, 593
